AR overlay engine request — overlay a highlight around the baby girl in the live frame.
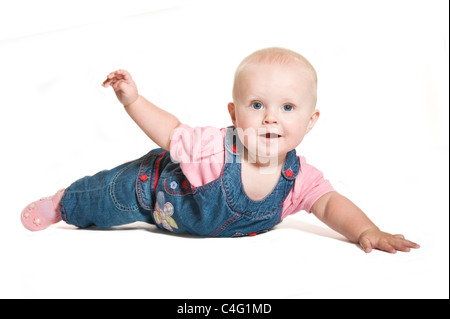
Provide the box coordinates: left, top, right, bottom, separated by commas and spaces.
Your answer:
21, 47, 419, 253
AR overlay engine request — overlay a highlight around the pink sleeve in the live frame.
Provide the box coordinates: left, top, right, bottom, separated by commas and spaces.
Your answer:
281, 156, 334, 220
170, 124, 225, 187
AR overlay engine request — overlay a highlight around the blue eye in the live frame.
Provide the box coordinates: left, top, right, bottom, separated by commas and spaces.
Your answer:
283, 104, 294, 111
251, 102, 263, 110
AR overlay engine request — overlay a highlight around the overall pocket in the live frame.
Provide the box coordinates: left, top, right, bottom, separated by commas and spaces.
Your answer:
163, 173, 194, 196
109, 159, 143, 212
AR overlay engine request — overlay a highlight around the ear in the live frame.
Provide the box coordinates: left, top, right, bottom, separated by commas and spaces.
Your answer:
306, 109, 320, 134
228, 102, 237, 126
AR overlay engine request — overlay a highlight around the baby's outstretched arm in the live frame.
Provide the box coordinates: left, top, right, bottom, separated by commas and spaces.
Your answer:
102, 70, 180, 150
311, 192, 420, 253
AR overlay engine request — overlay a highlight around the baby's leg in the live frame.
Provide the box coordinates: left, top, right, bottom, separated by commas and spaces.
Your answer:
21, 189, 65, 231
21, 153, 155, 231
58, 157, 153, 229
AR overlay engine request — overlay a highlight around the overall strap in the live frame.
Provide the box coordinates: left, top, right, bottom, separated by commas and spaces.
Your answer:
224, 126, 245, 163
221, 127, 300, 216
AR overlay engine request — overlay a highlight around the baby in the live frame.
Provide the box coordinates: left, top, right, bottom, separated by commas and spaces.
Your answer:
21, 47, 419, 253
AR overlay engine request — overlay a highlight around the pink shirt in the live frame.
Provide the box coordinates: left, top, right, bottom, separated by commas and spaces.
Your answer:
170, 124, 334, 220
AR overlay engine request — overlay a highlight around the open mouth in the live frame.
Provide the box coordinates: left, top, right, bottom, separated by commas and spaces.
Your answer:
260, 133, 282, 139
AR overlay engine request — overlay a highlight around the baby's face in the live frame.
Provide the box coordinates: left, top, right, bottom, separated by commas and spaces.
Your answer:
229, 62, 319, 163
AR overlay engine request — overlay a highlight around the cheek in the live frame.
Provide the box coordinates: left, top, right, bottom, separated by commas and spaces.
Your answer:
283, 117, 310, 141
235, 110, 257, 130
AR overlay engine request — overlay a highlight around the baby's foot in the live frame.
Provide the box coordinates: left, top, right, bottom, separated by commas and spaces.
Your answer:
21, 189, 65, 231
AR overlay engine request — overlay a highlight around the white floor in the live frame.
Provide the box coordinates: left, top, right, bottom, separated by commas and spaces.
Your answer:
1, 185, 448, 298
1, 1, 448, 298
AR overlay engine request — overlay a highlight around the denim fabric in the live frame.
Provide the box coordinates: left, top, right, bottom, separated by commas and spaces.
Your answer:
60, 127, 300, 237
59, 150, 162, 228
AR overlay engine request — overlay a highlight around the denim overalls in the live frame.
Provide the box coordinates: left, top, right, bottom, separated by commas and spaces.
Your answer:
60, 127, 300, 237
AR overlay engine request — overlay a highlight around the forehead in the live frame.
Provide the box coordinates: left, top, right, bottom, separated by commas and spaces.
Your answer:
237, 63, 316, 99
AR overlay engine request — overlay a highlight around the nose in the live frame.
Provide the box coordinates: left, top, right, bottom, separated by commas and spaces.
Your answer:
263, 109, 278, 125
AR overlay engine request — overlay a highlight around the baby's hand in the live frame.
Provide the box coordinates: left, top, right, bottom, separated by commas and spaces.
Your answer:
358, 227, 420, 254
102, 69, 139, 106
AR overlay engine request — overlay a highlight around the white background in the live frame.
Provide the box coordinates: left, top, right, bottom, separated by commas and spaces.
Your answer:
0, 0, 448, 298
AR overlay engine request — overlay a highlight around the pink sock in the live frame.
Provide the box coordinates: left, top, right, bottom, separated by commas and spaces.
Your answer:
21, 189, 65, 231
37, 199, 60, 220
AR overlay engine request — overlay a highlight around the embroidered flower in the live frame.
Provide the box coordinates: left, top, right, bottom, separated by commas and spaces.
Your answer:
153, 191, 178, 232
170, 181, 178, 190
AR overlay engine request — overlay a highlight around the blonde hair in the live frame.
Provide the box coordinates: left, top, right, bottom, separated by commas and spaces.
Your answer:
232, 47, 318, 103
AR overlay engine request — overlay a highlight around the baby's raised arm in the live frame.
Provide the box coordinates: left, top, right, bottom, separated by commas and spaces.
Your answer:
102, 70, 181, 150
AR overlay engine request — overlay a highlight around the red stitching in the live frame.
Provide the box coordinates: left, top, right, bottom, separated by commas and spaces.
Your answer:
209, 212, 240, 237
153, 151, 166, 193
136, 153, 157, 210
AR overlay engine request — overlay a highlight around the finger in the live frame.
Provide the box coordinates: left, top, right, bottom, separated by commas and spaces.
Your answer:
106, 71, 118, 80
116, 69, 129, 76
107, 71, 131, 85
103, 71, 120, 87
105, 77, 120, 89
377, 240, 397, 254
117, 70, 134, 86
393, 238, 420, 251
394, 242, 411, 252
110, 69, 128, 79
102, 78, 112, 87
359, 238, 373, 253
111, 79, 123, 90
405, 239, 420, 249
106, 70, 124, 81
112, 79, 129, 91
393, 234, 405, 239
374, 237, 420, 253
